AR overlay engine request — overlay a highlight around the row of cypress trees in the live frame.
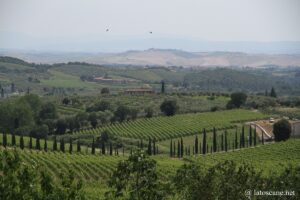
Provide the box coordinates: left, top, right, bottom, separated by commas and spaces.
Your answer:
1, 133, 122, 156
169, 126, 264, 158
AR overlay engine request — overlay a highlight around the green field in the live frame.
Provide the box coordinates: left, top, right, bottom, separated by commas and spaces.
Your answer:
1, 139, 299, 199
75, 109, 267, 141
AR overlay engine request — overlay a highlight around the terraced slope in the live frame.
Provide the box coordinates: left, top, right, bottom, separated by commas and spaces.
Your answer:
76, 109, 267, 141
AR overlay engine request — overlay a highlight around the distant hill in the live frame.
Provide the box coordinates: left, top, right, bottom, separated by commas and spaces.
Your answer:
1, 49, 300, 68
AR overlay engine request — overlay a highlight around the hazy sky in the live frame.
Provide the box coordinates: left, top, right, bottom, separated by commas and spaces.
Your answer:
0, 0, 300, 52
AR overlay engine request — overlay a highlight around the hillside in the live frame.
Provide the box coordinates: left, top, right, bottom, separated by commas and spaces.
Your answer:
2, 49, 300, 67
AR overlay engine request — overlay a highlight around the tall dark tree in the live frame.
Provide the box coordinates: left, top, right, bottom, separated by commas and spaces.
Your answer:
241, 126, 245, 148
235, 127, 238, 149
1, 88, 4, 98
69, 138, 73, 154
270, 87, 277, 98
147, 138, 152, 155
53, 136, 57, 151
202, 129, 207, 155
152, 138, 156, 155
221, 134, 224, 151
177, 140, 180, 158
91, 138, 95, 155
44, 137, 48, 152
12, 133, 16, 146
140, 139, 144, 149
199, 142, 202, 154
29, 136, 32, 149
109, 142, 113, 156
194, 135, 199, 154
173, 141, 176, 157
224, 131, 228, 152
77, 139, 81, 153
254, 126, 257, 146
180, 137, 184, 158
161, 80, 165, 94
249, 126, 252, 147
102, 141, 105, 155
60, 138, 65, 152
261, 132, 264, 145
170, 139, 173, 157
36, 138, 40, 150
227, 92, 247, 108
213, 127, 217, 152
3, 133, 7, 147
20, 135, 24, 150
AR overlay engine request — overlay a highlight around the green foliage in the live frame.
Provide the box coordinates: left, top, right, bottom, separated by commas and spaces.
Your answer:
160, 99, 178, 116
0, 150, 85, 200
107, 150, 163, 200
227, 92, 247, 109
273, 119, 291, 141
101, 87, 110, 94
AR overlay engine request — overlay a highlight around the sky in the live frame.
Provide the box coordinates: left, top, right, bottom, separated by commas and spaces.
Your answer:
0, 0, 300, 52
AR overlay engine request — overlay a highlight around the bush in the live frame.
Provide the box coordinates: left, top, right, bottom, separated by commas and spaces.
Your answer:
273, 119, 291, 141
160, 100, 178, 116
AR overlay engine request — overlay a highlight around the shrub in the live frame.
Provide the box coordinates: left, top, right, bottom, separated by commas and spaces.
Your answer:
273, 119, 291, 141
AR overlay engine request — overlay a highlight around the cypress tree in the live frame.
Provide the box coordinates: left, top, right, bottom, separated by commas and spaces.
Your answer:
140, 139, 144, 149
77, 139, 81, 153
156, 146, 158, 155
262, 132, 264, 145
192, 146, 194, 155
180, 137, 184, 158
109, 142, 113, 155
188, 145, 190, 156
241, 126, 245, 148
170, 139, 173, 157
101, 141, 105, 155
147, 138, 152, 155
249, 126, 252, 147
177, 140, 180, 158
161, 80, 165, 93
270, 87, 277, 98
213, 127, 217, 152
60, 138, 65, 152
91, 138, 95, 155
202, 129, 207, 155
224, 130, 228, 152
44, 137, 48, 152
36, 138, 40, 150
199, 142, 202, 154
254, 126, 257, 146
122, 146, 125, 156
53, 136, 57, 151
20, 135, 24, 150
69, 138, 73, 154
12, 133, 16, 146
130, 148, 132, 155
153, 138, 156, 155
235, 127, 238, 149
195, 135, 198, 154
29, 136, 33, 149
3, 133, 7, 147
221, 134, 224, 151
173, 141, 176, 156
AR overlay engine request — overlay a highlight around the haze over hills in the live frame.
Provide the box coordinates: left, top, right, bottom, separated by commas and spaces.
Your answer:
1, 48, 300, 68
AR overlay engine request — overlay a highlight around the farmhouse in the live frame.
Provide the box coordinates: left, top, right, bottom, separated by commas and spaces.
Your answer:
124, 88, 155, 95
291, 120, 300, 137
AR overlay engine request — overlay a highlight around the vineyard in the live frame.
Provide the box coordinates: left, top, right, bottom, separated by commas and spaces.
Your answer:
1, 139, 299, 199
75, 109, 267, 141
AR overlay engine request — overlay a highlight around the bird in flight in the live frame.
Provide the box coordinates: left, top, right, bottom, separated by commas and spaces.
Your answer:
106, 29, 109, 32
149, 31, 153, 34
